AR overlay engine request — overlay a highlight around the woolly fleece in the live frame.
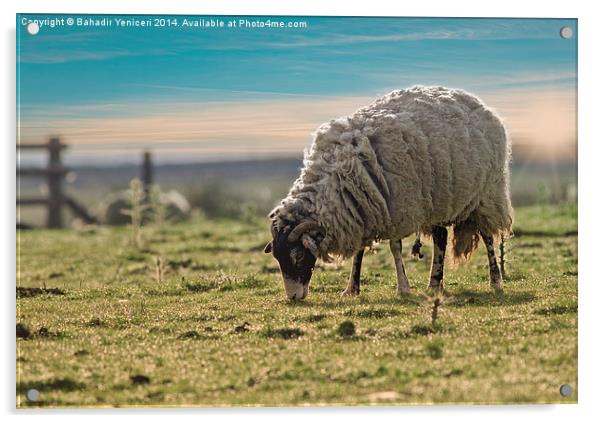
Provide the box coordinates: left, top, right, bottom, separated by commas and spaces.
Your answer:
270, 86, 513, 260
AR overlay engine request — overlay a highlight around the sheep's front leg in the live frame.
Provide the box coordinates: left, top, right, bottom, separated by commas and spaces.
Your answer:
428, 226, 447, 289
342, 249, 364, 296
481, 232, 503, 291
390, 239, 411, 295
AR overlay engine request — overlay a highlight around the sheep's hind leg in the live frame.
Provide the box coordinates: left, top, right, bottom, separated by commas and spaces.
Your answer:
390, 239, 411, 295
428, 226, 447, 290
481, 232, 503, 292
342, 249, 364, 296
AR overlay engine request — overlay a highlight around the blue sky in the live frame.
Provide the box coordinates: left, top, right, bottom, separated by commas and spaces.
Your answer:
17, 15, 577, 164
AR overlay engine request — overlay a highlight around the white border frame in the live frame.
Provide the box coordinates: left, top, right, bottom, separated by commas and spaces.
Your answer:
3, 1, 600, 422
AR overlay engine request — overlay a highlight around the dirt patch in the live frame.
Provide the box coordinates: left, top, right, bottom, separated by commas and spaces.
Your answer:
346, 307, 401, 319
337, 321, 356, 337
17, 323, 32, 339
177, 330, 201, 340
262, 328, 304, 339
36, 327, 63, 338
17, 324, 62, 339
234, 322, 251, 333
535, 304, 578, 316
130, 375, 151, 385
17, 287, 65, 298
403, 324, 440, 337
306, 314, 327, 323
86, 318, 104, 327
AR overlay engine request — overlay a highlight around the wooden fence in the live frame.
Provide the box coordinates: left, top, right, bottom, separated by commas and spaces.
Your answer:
17, 137, 97, 228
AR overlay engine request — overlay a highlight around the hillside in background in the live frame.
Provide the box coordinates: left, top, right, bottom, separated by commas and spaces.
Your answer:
17, 147, 576, 227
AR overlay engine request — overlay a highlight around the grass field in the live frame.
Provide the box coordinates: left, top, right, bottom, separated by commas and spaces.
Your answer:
16, 203, 578, 407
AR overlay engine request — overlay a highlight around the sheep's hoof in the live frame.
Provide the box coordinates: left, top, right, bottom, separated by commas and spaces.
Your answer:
341, 286, 359, 297
491, 283, 503, 293
397, 288, 411, 297
427, 283, 444, 291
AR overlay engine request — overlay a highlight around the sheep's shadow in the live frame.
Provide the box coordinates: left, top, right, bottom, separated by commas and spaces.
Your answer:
445, 289, 536, 307
281, 287, 534, 309
315, 294, 425, 309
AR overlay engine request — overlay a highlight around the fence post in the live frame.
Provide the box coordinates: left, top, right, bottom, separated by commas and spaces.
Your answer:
47, 137, 64, 228
142, 151, 153, 194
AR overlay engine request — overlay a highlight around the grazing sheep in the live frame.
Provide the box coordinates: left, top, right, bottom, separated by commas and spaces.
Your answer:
264, 86, 513, 300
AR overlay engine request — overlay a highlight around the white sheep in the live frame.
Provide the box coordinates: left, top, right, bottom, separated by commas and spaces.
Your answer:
264, 86, 513, 300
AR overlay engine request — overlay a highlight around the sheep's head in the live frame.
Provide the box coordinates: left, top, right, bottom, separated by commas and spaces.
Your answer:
264, 220, 324, 300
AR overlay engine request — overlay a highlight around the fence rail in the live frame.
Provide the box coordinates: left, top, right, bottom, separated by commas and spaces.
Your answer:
18, 166, 69, 176
17, 137, 96, 228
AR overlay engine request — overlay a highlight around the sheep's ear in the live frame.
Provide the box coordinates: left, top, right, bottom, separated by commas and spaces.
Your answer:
264, 242, 273, 254
301, 234, 319, 256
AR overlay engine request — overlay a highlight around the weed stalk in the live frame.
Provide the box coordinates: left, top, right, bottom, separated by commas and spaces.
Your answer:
121, 178, 147, 249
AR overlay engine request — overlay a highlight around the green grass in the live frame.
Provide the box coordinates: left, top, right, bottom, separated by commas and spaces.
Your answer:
16, 204, 577, 407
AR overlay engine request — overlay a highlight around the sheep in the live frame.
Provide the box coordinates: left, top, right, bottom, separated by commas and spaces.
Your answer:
264, 86, 513, 300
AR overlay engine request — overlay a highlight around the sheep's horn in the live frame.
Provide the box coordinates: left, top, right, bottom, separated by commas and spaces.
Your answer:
270, 222, 278, 239
288, 221, 324, 242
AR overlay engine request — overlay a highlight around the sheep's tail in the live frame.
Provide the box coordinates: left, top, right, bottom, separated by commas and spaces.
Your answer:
450, 218, 481, 262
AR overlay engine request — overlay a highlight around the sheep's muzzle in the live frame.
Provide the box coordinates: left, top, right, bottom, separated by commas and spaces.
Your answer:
283, 279, 309, 300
